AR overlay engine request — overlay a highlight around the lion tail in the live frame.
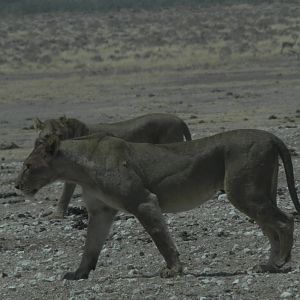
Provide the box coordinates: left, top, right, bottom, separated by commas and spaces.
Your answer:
181, 121, 192, 141
274, 136, 300, 214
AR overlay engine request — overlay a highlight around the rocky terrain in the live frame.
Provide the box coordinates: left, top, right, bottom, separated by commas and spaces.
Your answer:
1, 1, 300, 299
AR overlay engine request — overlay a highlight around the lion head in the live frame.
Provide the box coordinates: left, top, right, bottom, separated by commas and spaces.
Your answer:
33, 116, 89, 146
15, 135, 61, 197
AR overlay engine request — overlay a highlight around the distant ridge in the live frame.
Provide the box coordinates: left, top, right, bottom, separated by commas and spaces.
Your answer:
0, 0, 266, 14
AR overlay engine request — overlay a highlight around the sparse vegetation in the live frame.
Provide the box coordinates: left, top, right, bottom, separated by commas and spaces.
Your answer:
0, 2, 299, 75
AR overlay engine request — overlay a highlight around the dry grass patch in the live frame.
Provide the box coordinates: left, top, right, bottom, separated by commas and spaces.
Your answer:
0, 3, 299, 75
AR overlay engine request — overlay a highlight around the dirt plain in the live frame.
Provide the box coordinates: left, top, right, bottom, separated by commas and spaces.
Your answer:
1, 2, 300, 299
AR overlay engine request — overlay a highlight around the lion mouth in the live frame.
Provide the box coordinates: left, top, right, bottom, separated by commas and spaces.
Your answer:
30, 188, 39, 195
23, 188, 38, 197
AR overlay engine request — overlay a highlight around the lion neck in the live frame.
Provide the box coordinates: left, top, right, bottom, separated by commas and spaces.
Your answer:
51, 140, 100, 187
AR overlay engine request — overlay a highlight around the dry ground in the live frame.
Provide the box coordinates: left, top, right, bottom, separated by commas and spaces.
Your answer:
1, 2, 300, 300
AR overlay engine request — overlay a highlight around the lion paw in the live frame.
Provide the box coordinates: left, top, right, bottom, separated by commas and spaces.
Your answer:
252, 263, 291, 274
63, 270, 89, 280
160, 264, 183, 278
48, 211, 65, 220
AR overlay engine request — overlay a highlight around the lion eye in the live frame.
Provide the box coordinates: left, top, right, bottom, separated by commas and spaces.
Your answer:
35, 138, 43, 147
25, 163, 32, 169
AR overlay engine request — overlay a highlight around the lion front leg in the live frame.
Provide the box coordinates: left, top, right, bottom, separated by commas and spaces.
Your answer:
49, 182, 76, 219
131, 193, 183, 278
63, 200, 117, 280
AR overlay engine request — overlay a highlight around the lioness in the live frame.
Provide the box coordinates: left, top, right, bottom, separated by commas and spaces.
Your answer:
15, 129, 299, 280
33, 113, 192, 218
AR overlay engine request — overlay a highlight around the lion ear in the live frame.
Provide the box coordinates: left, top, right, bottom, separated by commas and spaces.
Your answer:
33, 118, 45, 131
59, 115, 68, 124
45, 134, 60, 156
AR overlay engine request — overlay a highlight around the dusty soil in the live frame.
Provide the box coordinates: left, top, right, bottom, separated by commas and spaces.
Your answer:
1, 2, 300, 300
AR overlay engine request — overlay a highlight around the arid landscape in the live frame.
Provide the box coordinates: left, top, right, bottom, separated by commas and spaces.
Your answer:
1, 1, 300, 299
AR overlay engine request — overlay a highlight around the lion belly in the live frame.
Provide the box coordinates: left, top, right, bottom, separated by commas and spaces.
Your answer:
156, 182, 219, 213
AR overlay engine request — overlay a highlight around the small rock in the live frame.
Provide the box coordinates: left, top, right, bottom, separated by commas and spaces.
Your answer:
35, 272, 44, 280
17, 213, 26, 218
92, 284, 101, 292
64, 225, 73, 231
29, 279, 37, 286
217, 228, 229, 237
128, 269, 138, 276
44, 276, 56, 282
218, 194, 228, 201
20, 260, 31, 270
268, 115, 277, 120
202, 278, 211, 284
104, 286, 114, 293
179, 230, 196, 241
145, 295, 156, 300
289, 148, 298, 157
54, 250, 64, 257
43, 248, 52, 254
28, 244, 39, 251
13, 271, 22, 278
280, 291, 293, 298
72, 219, 87, 230
67, 206, 87, 217
243, 248, 251, 254
0, 142, 19, 150
0, 192, 19, 199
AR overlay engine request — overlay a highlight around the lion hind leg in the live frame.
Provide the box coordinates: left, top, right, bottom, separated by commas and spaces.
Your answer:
227, 190, 294, 272
257, 206, 294, 268
270, 210, 293, 266
260, 225, 280, 264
